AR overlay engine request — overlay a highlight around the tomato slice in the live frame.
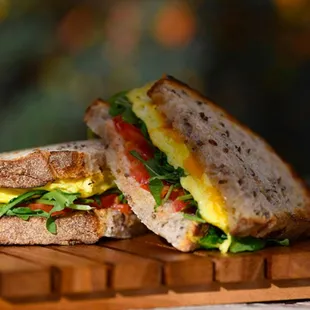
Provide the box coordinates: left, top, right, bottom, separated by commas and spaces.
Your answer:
126, 152, 150, 184
161, 186, 186, 200
172, 200, 189, 212
114, 116, 154, 160
140, 183, 150, 191
170, 188, 186, 201
27, 203, 71, 217
160, 186, 189, 211
113, 116, 153, 184
111, 203, 131, 215
91, 193, 132, 214
99, 194, 118, 209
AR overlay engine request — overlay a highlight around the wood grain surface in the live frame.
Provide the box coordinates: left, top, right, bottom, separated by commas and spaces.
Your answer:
1, 233, 310, 308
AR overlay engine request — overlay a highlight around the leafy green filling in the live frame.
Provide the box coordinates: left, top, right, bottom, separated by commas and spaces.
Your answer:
108, 91, 150, 139
0, 188, 125, 234
199, 225, 289, 253
130, 149, 185, 208
107, 90, 290, 253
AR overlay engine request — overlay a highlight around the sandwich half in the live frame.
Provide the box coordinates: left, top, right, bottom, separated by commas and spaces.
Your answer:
0, 140, 146, 245
85, 75, 310, 253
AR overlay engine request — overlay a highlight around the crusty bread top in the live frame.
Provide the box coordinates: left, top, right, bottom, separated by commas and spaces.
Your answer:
148, 76, 310, 238
0, 140, 108, 188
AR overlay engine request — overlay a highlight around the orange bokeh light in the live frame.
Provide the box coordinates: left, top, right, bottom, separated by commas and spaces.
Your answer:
57, 5, 94, 54
153, 2, 196, 48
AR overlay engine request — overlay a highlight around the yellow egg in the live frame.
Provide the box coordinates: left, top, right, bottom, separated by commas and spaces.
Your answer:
0, 172, 115, 204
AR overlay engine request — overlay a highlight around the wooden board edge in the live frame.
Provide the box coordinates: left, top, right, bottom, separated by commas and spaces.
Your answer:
3, 283, 310, 310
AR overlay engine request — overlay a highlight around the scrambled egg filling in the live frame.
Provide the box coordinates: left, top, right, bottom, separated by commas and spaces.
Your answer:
0, 172, 115, 203
128, 84, 231, 250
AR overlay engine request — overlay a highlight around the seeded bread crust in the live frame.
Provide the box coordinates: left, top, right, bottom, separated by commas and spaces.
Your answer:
0, 140, 108, 188
0, 209, 146, 245
85, 100, 202, 251
148, 76, 310, 239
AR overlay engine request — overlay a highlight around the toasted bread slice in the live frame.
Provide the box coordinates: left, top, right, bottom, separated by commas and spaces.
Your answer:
0, 140, 147, 244
0, 209, 146, 245
85, 100, 205, 251
147, 76, 310, 239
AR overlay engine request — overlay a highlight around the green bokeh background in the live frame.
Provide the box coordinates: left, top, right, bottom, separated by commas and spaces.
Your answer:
0, 0, 309, 178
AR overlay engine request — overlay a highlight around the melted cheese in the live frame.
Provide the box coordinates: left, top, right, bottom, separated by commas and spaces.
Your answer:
0, 172, 114, 203
128, 84, 230, 250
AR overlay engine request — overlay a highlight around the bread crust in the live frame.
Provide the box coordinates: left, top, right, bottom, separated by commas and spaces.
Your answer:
0, 141, 107, 188
0, 209, 146, 245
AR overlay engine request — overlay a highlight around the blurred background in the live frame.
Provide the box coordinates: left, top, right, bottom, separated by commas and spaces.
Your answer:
0, 0, 309, 179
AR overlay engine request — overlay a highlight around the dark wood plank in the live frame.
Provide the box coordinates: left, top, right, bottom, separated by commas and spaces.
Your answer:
0, 252, 51, 299
0, 246, 109, 295
195, 250, 265, 284
265, 241, 310, 280
104, 234, 214, 288
50, 245, 162, 291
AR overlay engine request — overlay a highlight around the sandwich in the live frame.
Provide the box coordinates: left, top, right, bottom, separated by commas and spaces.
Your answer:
0, 140, 146, 245
85, 75, 310, 253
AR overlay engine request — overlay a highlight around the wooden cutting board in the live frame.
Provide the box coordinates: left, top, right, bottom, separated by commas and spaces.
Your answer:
1, 233, 310, 310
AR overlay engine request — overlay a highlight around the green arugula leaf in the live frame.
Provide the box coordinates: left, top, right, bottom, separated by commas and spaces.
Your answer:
41, 190, 79, 207
183, 213, 206, 223
8, 207, 39, 214
6, 207, 49, 221
264, 238, 289, 247
229, 237, 266, 253
130, 150, 185, 183
16, 215, 30, 220
130, 150, 160, 177
130, 149, 186, 208
108, 91, 141, 125
0, 190, 47, 217
139, 122, 151, 140
178, 194, 193, 201
122, 107, 140, 124
118, 193, 127, 204
78, 198, 95, 204
46, 217, 57, 234
149, 179, 164, 207
67, 204, 93, 211
94, 195, 101, 205
41, 190, 80, 215
199, 226, 227, 249
35, 199, 57, 206
162, 184, 174, 205
269, 238, 289, 246
228, 237, 289, 253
